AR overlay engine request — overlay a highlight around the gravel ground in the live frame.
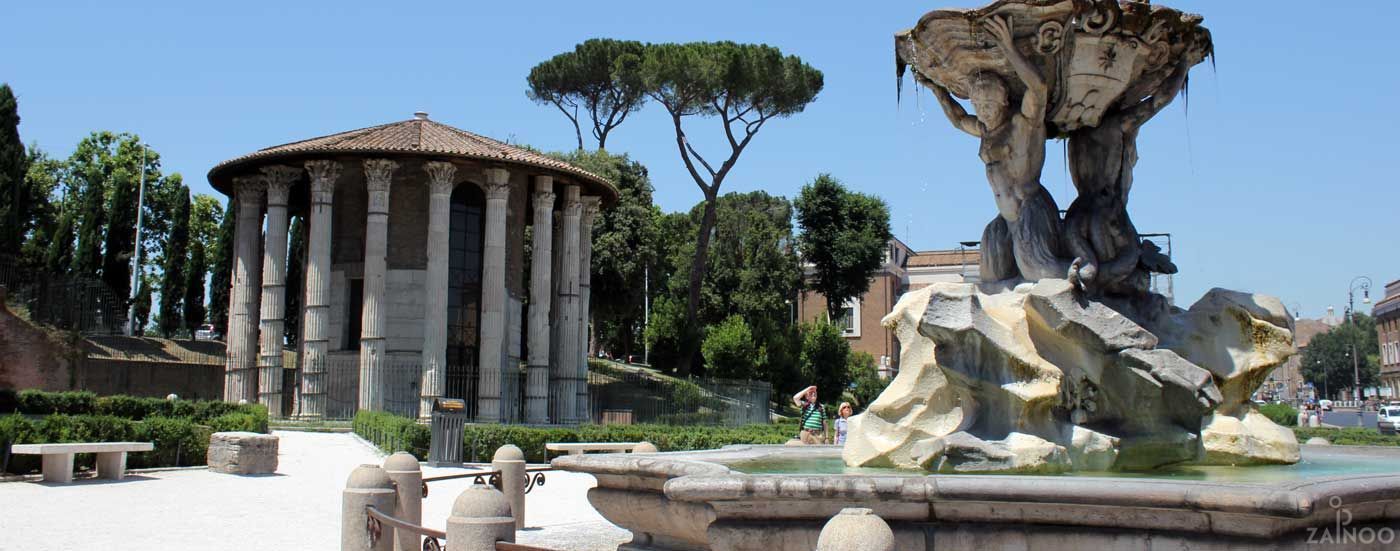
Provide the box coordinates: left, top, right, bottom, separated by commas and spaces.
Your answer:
0, 430, 629, 551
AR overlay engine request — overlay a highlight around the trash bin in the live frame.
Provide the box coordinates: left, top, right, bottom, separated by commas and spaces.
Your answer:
429, 398, 468, 467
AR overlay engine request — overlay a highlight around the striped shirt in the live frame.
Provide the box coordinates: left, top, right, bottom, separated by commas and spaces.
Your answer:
800, 402, 824, 431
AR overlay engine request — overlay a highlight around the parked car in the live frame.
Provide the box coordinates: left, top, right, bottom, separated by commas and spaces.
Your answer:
1379, 407, 1400, 435
1319, 399, 1333, 412
194, 324, 221, 341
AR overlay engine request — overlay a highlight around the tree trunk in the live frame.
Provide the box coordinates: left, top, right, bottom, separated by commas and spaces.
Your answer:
678, 191, 719, 377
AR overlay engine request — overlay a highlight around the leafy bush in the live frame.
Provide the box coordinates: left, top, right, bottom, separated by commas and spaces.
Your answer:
0, 413, 210, 474
1260, 403, 1299, 427
1294, 427, 1400, 447
800, 321, 851, 405
702, 315, 761, 379
11, 390, 265, 428
18, 390, 97, 415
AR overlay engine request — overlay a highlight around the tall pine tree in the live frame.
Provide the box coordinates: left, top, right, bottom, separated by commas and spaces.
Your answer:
72, 169, 106, 278
183, 240, 207, 335
100, 168, 138, 298
158, 184, 191, 337
284, 215, 306, 345
0, 84, 28, 259
208, 200, 235, 335
45, 209, 75, 276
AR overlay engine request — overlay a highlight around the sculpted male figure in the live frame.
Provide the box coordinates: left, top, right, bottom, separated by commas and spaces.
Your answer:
928, 15, 1067, 282
1064, 54, 1195, 295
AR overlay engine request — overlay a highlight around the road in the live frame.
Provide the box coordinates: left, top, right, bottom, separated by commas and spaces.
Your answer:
1319, 409, 1379, 429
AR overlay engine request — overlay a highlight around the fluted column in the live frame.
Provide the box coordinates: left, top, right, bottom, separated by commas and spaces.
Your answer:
553, 185, 582, 424
419, 161, 457, 419
256, 166, 298, 417
476, 168, 512, 423
526, 178, 555, 423
299, 160, 341, 419
359, 159, 397, 412
574, 195, 601, 423
225, 177, 264, 403
548, 208, 563, 421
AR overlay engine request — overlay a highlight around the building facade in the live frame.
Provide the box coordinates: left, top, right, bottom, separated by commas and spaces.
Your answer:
797, 240, 979, 378
1377, 280, 1400, 400
1261, 317, 1333, 402
208, 113, 616, 422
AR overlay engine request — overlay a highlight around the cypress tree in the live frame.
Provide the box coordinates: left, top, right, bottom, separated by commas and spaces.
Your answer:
0, 84, 27, 259
101, 169, 137, 297
72, 170, 106, 278
208, 200, 235, 334
158, 185, 191, 337
132, 270, 152, 335
183, 240, 207, 335
45, 209, 75, 277
284, 215, 306, 345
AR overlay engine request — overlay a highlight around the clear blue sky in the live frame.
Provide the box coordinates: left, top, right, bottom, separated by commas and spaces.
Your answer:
4, 0, 1395, 318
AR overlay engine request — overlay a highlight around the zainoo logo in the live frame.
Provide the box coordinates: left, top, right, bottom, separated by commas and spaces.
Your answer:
1306, 496, 1396, 545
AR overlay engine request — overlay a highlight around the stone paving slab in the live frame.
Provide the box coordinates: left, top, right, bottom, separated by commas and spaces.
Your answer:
0, 430, 628, 551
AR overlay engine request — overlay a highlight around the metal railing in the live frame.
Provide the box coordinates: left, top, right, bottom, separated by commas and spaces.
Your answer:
366, 505, 446, 551
0, 258, 129, 335
586, 368, 771, 426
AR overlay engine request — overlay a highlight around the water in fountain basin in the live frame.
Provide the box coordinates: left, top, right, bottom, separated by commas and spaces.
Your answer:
726, 446, 1400, 484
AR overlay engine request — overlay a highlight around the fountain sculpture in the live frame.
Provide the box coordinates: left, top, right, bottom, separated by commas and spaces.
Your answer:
843, 0, 1300, 473
554, 3, 1400, 549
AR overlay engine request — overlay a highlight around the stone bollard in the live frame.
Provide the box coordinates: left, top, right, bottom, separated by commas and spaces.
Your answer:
1309, 413, 1320, 427
1306, 437, 1331, 446
633, 441, 658, 453
1297, 411, 1307, 427
491, 445, 527, 530
446, 484, 515, 551
816, 508, 894, 551
384, 452, 423, 551
342, 464, 397, 551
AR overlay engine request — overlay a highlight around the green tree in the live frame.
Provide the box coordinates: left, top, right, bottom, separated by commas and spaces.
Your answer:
45, 209, 75, 276
631, 41, 823, 374
72, 172, 106, 277
20, 147, 63, 270
285, 216, 306, 345
157, 184, 191, 337
208, 201, 236, 334
702, 315, 762, 379
189, 194, 223, 267
643, 295, 691, 373
799, 320, 851, 409
550, 149, 659, 360
795, 174, 893, 321
183, 240, 207, 334
699, 191, 801, 327
846, 351, 890, 408
132, 269, 154, 335
527, 39, 648, 150
100, 167, 138, 296
1302, 314, 1381, 400
0, 84, 28, 258
66, 132, 160, 287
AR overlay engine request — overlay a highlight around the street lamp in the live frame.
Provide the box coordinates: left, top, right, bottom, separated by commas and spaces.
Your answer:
1346, 276, 1372, 411
125, 145, 149, 337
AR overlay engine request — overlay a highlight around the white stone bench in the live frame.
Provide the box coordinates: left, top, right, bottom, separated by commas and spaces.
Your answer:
544, 442, 641, 459
10, 442, 154, 483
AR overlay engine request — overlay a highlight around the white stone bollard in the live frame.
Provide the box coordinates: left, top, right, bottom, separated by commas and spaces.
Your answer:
342, 464, 397, 551
1309, 413, 1320, 427
816, 508, 894, 551
384, 452, 423, 551
1297, 411, 1307, 427
633, 441, 658, 454
491, 445, 527, 530
446, 484, 514, 551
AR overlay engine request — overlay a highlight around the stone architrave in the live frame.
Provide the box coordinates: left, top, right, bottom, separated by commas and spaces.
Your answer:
359, 159, 398, 412
225, 177, 264, 403
553, 186, 582, 424
299, 160, 341, 419
526, 179, 556, 424
575, 195, 601, 422
420, 161, 458, 419
256, 165, 299, 417
476, 168, 512, 422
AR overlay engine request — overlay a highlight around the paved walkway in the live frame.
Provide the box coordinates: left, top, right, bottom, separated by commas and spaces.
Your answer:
0, 430, 629, 550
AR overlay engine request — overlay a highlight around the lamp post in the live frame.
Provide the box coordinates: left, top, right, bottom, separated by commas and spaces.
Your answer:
1347, 277, 1372, 410
125, 145, 148, 337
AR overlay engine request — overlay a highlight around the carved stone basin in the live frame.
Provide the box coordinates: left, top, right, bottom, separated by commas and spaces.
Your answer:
555, 444, 1400, 550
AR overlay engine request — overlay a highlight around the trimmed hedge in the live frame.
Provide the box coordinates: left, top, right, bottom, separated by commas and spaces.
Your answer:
1260, 403, 1299, 427
353, 410, 798, 463
1294, 427, 1400, 447
3, 390, 268, 431
0, 414, 212, 474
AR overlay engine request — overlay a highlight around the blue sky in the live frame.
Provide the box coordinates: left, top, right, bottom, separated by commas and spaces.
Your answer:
3, 0, 1395, 317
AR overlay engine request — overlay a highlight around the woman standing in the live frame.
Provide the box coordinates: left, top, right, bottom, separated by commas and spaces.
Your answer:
793, 386, 827, 445
834, 402, 853, 445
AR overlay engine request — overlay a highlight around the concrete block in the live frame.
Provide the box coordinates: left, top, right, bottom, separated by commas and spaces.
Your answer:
208, 432, 279, 475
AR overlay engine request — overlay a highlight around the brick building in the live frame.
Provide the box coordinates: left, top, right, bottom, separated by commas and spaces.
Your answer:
797, 239, 979, 378
1261, 317, 1334, 402
1376, 280, 1400, 400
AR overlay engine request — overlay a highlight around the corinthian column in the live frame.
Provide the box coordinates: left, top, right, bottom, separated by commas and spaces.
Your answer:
553, 185, 582, 424
299, 160, 340, 419
476, 168, 512, 422
419, 161, 457, 419
225, 177, 264, 403
256, 165, 299, 417
575, 195, 601, 423
359, 159, 397, 412
526, 178, 555, 423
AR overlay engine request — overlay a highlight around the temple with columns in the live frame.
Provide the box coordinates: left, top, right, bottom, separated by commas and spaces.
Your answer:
207, 112, 615, 423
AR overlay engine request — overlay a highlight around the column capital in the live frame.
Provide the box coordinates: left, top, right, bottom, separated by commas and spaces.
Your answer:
423, 161, 457, 196
363, 159, 398, 192
580, 196, 602, 225
305, 160, 342, 195
233, 176, 265, 206
483, 168, 511, 201
260, 165, 298, 207
532, 188, 556, 212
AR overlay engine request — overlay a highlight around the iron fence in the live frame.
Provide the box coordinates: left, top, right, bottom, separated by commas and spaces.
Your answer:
586, 368, 771, 426
0, 258, 128, 335
299, 357, 528, 422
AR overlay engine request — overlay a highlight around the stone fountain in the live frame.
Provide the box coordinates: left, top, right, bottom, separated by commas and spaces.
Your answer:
554, 2, 1400, 549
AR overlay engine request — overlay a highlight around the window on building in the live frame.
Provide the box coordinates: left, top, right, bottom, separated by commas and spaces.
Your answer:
344, 278, 363, 350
